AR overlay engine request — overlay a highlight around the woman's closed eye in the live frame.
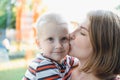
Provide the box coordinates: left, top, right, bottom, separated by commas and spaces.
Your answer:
79, 25, 89, 36
80, 30, 87, 36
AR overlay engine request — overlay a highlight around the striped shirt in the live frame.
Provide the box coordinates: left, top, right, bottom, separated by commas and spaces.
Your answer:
22, 54, 79, 80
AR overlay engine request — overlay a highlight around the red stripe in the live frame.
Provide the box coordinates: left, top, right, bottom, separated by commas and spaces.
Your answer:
44, 75, 61, 80
70, 57, 74, 66
35, 59, 42, 62
62, 69, 72, 80
23, 77, 28, 80
60, 69, 65, 73
28, 67, 36, 75
37, 65, 56, 71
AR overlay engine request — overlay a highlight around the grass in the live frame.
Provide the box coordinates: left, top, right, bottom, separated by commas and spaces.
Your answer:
0, 58, 30, 80
0, 67, 27, 80
0, 57, 33, 80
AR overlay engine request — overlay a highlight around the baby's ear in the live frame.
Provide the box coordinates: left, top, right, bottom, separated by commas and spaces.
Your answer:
35, 38, 40, 47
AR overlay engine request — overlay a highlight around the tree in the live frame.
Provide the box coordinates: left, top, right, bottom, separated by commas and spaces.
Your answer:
0, 0, 16, 29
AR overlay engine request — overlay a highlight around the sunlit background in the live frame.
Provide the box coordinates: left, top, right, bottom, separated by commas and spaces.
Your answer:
0, 0, 120, 80
43, 0, 120, 21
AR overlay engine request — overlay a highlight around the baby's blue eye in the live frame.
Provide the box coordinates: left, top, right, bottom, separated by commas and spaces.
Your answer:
61, 37, 68, 42
48, 37, 54, 41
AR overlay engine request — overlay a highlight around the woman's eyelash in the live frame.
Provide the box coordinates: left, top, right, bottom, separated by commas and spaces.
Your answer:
80, 32, 86, 36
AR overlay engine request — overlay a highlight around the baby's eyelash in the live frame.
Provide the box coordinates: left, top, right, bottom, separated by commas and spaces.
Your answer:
62, 37, 68, 40
48, 37, 53, 41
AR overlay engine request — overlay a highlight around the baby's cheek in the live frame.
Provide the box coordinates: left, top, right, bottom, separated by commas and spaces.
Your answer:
65, 43, 70, 54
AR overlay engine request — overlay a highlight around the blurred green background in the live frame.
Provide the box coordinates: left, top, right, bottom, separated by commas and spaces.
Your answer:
0, 59, 27, 80
0, 67, 26, 80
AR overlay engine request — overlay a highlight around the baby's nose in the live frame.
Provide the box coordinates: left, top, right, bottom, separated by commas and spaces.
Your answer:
55, 42, 62, 49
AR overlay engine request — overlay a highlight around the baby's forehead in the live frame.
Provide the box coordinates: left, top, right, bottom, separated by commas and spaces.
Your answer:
36, 22, 68, 34
42, 22, 69, 31
37, 24, 69, 39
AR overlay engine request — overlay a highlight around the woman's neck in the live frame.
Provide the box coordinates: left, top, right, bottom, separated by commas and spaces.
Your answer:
71, 61, 100, 80
79, 59, 87, 69
71, 68, 100, 80
79, 72, 100, 80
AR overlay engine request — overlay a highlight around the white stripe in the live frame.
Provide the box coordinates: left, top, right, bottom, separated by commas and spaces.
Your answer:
25, 70, 36, 80
36, 68, 61, 79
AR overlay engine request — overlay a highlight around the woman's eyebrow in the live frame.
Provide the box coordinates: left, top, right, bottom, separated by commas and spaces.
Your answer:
80, 26, 89, 32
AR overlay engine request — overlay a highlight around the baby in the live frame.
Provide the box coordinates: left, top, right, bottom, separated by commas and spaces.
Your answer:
22, 12, 79, 80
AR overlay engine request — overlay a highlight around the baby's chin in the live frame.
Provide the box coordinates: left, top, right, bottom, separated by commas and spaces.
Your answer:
52, 55, 65, 61
68, 51, 74, 57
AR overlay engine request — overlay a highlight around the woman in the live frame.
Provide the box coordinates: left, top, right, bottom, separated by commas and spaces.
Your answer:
69, 10, 120, 80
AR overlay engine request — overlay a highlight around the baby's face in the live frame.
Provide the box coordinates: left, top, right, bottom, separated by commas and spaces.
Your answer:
38, 23, 70, 63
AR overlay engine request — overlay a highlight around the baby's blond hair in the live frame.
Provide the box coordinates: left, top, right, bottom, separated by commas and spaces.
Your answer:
35, 12, 72, 37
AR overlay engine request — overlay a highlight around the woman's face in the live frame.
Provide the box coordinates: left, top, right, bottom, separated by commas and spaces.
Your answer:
69, 18, 93, 61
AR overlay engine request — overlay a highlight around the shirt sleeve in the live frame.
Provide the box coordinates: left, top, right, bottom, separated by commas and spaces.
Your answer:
22, 61, 39, 80
65, 55, 79, 67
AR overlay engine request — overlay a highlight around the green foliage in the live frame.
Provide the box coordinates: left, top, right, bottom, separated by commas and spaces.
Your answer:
0, 0, 16, 29
8, 4, 16, 29
0, 13, 7, 29
0, 0, 8, 29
